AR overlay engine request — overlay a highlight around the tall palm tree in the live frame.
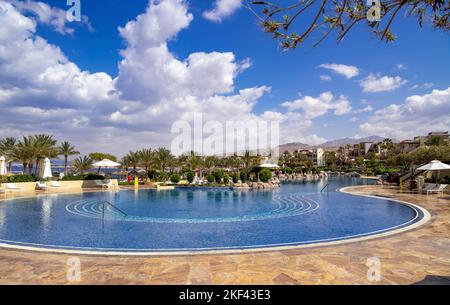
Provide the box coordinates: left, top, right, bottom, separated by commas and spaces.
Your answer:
123, 151, 140, 170
138, 148, 155, 177
241, 150, 256, 175
13, 136, 35, 175
203, 155, 219, 173
72, 156, 92, 175
0, 137, 17, 172
183, 150, 202, 171
58, 141, 79, 175
31, 134, 58, 175
154, 147, 174, 172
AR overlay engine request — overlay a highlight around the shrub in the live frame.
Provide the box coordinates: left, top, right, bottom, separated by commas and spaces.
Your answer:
206, 174, 215, 183
232, 173, 239, 183
239, 171, 247, 182
8, 175, 36, 183
186, 171, 195, 183
223, 174, 229, 184
259, 169, 272, 182
170, 173, 180, 184
157, 172, 169, 182
84, 173, 105, 180
213, 170, 224, 183
61, 174, 105, 181
283, 167, 293, 174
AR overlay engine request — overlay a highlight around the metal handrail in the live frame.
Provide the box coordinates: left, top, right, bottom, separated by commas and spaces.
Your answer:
100, 200, 127, 219
320, 184, 329, 192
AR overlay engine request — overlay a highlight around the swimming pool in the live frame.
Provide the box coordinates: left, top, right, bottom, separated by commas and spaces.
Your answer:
0, 177, 427, 254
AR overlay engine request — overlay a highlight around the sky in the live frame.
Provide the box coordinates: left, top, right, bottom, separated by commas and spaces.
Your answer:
0, 0, 449, 157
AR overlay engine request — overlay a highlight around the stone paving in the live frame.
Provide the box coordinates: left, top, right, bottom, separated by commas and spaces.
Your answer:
0, 185, 449, 284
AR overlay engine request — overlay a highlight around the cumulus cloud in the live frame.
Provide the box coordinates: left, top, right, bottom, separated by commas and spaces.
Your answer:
203, 0, 242, 22
359, 87, 450, 140
281, 92, 352, 119
318, 63, 359, 79
7, 0, 92, 34
360, 74, 407, 92
0, 0, 333, 155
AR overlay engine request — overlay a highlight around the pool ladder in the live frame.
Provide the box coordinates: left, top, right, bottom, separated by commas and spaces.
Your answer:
100, 200, 128, 219
320, 184, 329, 193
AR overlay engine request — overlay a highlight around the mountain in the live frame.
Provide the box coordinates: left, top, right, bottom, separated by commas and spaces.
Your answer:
276, 136, 387, 152
277, 142, 312, 153
320, 136, 386, 148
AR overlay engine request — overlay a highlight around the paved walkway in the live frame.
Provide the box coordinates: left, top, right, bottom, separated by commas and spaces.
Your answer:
0, 185, 449, 284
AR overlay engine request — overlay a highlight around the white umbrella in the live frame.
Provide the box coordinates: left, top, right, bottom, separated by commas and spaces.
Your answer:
259, 163, 280, 169
92, 159, 121, 173
417, 160, 450, 183
39, 157, 53, 179
0, 156, 7, 176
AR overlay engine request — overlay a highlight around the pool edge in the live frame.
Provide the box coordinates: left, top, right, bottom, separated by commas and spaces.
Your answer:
0, 185, 432, 256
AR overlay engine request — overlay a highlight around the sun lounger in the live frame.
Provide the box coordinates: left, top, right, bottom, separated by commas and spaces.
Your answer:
426, 184, 448, 194
49, 181, 62, 188
36, 181, 49, 191
5, 183, 21, 192
420, 183, 437, 193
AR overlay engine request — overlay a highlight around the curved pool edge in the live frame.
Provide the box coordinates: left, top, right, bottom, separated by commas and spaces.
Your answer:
0, 185, 432, 257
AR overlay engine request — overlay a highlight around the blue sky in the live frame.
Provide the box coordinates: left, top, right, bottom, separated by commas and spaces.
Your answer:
0, 0, 449, 156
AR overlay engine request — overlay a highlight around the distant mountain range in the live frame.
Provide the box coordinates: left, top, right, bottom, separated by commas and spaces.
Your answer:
277, 136, 387, 152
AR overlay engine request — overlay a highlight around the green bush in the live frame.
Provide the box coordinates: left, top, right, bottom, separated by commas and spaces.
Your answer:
213, 170, 224, 183
259, 169, 272, 182
186, 171, 195, 183
157, 172, 169, 182
170, 173, 180, 183
239, 171, 247, 182
223, 173, 229, 184
283, 167, 293, 174
206, 174, 215, 183
8, 175, 37, 183
232, 173, 239, 183
61, 174, 105, 181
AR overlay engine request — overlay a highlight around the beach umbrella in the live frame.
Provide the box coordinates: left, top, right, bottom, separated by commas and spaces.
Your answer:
0, 156, 7, 176
259, 163, 280, 169
417, 160, 450, 183
39, 158, 53, 179
92, 159, 121, 173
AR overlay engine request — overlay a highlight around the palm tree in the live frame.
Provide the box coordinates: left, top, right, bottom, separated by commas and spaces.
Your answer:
13, 136, 35, 175
241, 150, 256, 175
183, 150, 202, 171
72, 156, 92, 175
154, 147, 174, 172
31, 134, 58, 175
123, 151, 140, 170
0, 137, 17, 172
138, 148, 154, 178
58, 141, 79, 175
203, 155, 219, 173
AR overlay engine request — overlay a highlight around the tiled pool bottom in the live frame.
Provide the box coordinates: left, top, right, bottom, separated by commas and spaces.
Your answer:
0, 178, 426, 253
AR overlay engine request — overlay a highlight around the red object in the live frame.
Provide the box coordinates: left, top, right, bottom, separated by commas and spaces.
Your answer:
127, 175, 132, 182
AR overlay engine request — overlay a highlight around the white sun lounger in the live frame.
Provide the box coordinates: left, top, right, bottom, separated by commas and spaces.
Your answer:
5, 183, 21, 191
36, 181, 49, 191
426, 184, 448, 195
49, 181, 62, 188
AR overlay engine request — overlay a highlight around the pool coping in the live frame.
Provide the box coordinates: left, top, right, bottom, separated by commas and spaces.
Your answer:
0, 185, 432, 256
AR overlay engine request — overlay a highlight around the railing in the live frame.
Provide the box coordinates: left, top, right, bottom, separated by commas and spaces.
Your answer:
100, 200, 127, 220
320, 184, 329, 192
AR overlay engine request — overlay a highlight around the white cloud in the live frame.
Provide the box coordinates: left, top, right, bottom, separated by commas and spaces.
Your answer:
353, 105, 373, 113
410, 82, 434, 90
318, 63, 359, 79
360, 74, 407, 92
281, 92, 352, 119
320, 75, 331, 81
396, 64, 407, 70
359, 87, 450, 139
8, 0, 92, 34
349, 116, 359, 122
203, 0, 242, 22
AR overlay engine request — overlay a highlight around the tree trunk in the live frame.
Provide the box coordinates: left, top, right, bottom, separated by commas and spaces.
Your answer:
64, 155, 68, 175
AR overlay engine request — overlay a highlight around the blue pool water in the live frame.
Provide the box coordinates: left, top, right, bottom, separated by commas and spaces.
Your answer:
0, 177, 424, 252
